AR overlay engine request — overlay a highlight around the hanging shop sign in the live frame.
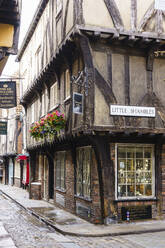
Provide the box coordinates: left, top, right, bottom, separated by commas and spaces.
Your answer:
73, 92, 83, 114
0, 81, 16, 108
110, 105, 155, 118
0, 121, 7, 135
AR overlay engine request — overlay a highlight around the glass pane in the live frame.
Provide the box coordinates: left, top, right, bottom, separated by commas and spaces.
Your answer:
83, 148, 91, 198
127, 172, 135, 184
118, 171, 125, 184
144, 172, 152, 183
136, 184, 144, 196
127, 159, 134, 171
127, 147, 135, 158
144, 147, 152, 158
127, 185, 135, 196
118, 147, 126, 158
118, 185, 126, 197
118, 159, 126, 171
145, 184, 152, 196
76, 149, 83, 196
136, 147, 143, 158
144, 159, 151, 171
136, 159, 143, 170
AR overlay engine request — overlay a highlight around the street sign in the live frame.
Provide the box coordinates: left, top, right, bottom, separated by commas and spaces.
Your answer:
0, 121, 7, 135
110, 105, 155, 118
0, 81, 16, 108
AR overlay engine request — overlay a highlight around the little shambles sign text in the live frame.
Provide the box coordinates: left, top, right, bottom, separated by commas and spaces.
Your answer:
110, 105, 155, 118
0, 81, 16, 108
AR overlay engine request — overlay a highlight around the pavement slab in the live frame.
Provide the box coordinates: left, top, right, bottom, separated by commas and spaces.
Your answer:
1, 184, 165, 237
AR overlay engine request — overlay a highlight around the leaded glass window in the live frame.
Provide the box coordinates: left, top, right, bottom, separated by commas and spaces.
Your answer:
55, 151, 66, 190
76, 147, 91, 198
117, 144, 154, 199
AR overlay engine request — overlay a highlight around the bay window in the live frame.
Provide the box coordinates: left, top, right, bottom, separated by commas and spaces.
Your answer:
116, 144, 155, 199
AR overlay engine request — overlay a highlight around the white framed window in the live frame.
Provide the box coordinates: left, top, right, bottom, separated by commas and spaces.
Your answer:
34, 99, 39, 121
41, 89, 48, 116
115, 144, 155, 200
35, 45, 41, 77
65, 69, 70, 100
50, 82, 58, 110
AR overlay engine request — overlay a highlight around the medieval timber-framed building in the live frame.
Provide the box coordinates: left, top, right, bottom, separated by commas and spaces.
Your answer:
17, 0, 165, 224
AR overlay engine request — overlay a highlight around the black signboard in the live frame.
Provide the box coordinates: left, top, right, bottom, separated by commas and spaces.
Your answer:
0, 121, 7, 135
0, 81, 16, 108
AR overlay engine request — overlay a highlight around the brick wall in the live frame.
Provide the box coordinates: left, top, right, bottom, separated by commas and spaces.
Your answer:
53, 148, 102, 223
65, 151, 75, 213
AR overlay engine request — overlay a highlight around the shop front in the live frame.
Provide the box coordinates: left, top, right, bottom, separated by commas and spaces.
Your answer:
16, 154, 29, 189
112, 142, 157, 221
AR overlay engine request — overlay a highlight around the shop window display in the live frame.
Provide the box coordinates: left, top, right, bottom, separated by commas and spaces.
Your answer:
117, 144, 154, 199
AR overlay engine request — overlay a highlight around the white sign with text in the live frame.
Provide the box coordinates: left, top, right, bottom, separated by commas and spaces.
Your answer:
110, 105, 155, 118
155, 0, 165, 10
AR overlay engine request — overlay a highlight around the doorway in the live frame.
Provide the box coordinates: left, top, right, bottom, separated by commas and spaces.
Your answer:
48, 157, 54, 200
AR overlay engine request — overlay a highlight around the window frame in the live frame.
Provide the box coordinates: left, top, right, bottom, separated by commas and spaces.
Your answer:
55, 151, 66, 191
76, 146, 91, 199
41, 89, 48, 117
115, 143, 155, 200
49, 81, 59, 111
64, 69, 71, 101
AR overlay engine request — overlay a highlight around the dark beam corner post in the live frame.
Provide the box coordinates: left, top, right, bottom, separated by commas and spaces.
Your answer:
89, 135, 114, 224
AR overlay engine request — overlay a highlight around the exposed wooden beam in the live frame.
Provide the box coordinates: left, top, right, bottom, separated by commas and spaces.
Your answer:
131, 0, 137, 31
138, 3, 155, 32
104, 0, 124, 31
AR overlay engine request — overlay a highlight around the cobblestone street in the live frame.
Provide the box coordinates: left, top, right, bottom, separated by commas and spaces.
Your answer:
0, 193, 164, 248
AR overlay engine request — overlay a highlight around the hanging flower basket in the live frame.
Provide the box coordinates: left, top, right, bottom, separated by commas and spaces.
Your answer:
29, 111, 66, 140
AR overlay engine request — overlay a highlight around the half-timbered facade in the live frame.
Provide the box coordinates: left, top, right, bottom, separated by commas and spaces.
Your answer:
17, 0, 165, 224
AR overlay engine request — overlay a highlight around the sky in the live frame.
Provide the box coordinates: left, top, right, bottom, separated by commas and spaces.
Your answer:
1, 0, 40, 77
